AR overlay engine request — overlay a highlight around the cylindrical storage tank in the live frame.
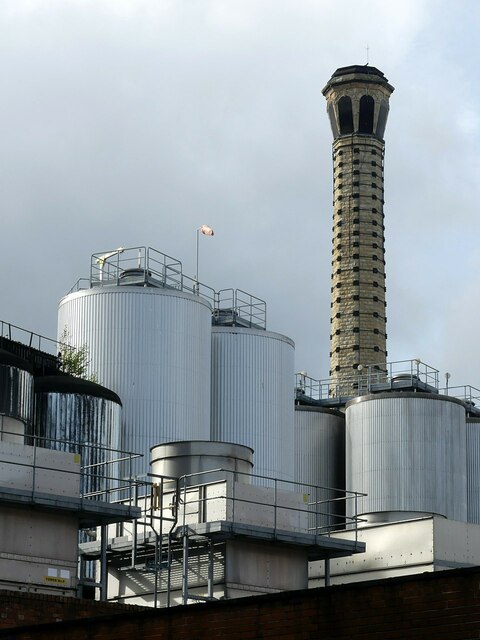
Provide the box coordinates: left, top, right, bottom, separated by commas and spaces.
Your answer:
346, 393, 467, 523
294, 406, 345, 530
466, 418, 480, 523
150, 440, 254, 486
34, 375, 122, 496
211, 327, 295, 482
58, 286, 212, 477
0, 349, 34, 443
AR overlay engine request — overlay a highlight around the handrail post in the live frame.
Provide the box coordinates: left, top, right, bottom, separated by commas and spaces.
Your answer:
207, 540, 214, 600
100, 524, 108, 601
355, 492, 358, 542
154, 530, 159, 608
181, 479, 189, 607
32, 434, 37, 499
131, 482, 138, 568
273, 478, 277, 534
231, 471, 235, 524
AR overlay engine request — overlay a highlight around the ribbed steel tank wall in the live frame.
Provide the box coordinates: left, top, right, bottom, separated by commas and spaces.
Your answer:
58, 286, 212, 476
294, 406, 345, 529
34, 376, 122, 495
211, 327, 295, 481
466, 418, 480, 523
294, 406, 345, 489
346, 393, 467, 523
0, 350, 34, 443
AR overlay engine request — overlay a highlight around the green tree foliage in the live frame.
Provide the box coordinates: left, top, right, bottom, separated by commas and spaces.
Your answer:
59, 327, 98, 383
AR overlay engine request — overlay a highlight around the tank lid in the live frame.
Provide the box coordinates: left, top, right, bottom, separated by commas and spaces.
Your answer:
295, 405, 344, 419
346, 391, 466, 409
150, 440, 254, 458
34, 375, 122, 405
0, 349, 33, 373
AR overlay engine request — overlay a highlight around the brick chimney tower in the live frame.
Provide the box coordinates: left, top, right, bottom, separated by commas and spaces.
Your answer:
323, 65, 394, 385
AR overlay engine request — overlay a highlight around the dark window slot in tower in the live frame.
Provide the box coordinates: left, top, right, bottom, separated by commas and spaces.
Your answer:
338, 96, 354, 134
359, 95, 375, 134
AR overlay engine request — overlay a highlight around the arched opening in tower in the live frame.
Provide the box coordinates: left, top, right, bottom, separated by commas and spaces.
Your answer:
338, 96, 354, 135
358, 95, 375, 134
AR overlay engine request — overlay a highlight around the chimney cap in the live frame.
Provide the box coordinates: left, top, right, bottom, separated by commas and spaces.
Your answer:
323, 65, 394, 96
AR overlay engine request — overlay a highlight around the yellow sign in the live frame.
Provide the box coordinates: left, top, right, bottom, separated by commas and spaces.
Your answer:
44, 576, 67, 585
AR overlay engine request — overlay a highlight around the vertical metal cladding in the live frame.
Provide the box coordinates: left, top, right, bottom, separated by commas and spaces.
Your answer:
58, 286, 212, 476
0, 350, 34, 442
211, 327, 295, 481
34, 376, 122, 495
346, 393, 467, 522
466, 418, 480, 523
294, 406, 345, 529
294, 406, 345, 489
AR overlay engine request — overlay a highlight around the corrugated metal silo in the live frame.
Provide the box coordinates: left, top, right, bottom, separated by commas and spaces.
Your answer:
0, 349, 34, 443
294, 406, 345, 529
58, 284, 212, 477
294, 406, 344, 489
211, 326, 294, 481
466, 417, 480, 523
346, 393, 467, 523
34, 375, 122, 495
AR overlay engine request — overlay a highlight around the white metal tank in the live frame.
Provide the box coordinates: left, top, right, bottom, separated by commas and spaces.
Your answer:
34, 375, 122, 495
466, 418, 480, 524
0, 350, 34, 444
294, 406, 345, 529
58, 284, 212, 477
346, 393, 467, 523
211, 327, 295, 481
150, 440, 254, 485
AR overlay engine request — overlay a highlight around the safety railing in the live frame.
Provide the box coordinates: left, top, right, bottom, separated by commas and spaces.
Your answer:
440, 385, 480, 411
87, 468, 365, 606
177, 271, 217, 308
213, 288, 266, 329
0, 322, 80, 380
67, 278, 90, 294
381, 359, 439, 390
169, 468, 365, 605
0, 429, 142, 508
89, 246, 183, 289
65, 245, 267, 330
0, 320, 61, 356
295, 358, 440, 402
175, 468, 365, 539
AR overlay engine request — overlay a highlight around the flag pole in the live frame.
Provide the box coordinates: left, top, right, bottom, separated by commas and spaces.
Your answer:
196, 228, 200, 292
195, 225, 214, 294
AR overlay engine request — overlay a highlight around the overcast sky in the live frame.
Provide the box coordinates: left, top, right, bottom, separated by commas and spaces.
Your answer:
1, 0, 480, 390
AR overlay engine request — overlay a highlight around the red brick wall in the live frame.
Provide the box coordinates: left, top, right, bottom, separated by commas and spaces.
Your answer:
0, 590, 146, 630
2, 567, 480, 639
